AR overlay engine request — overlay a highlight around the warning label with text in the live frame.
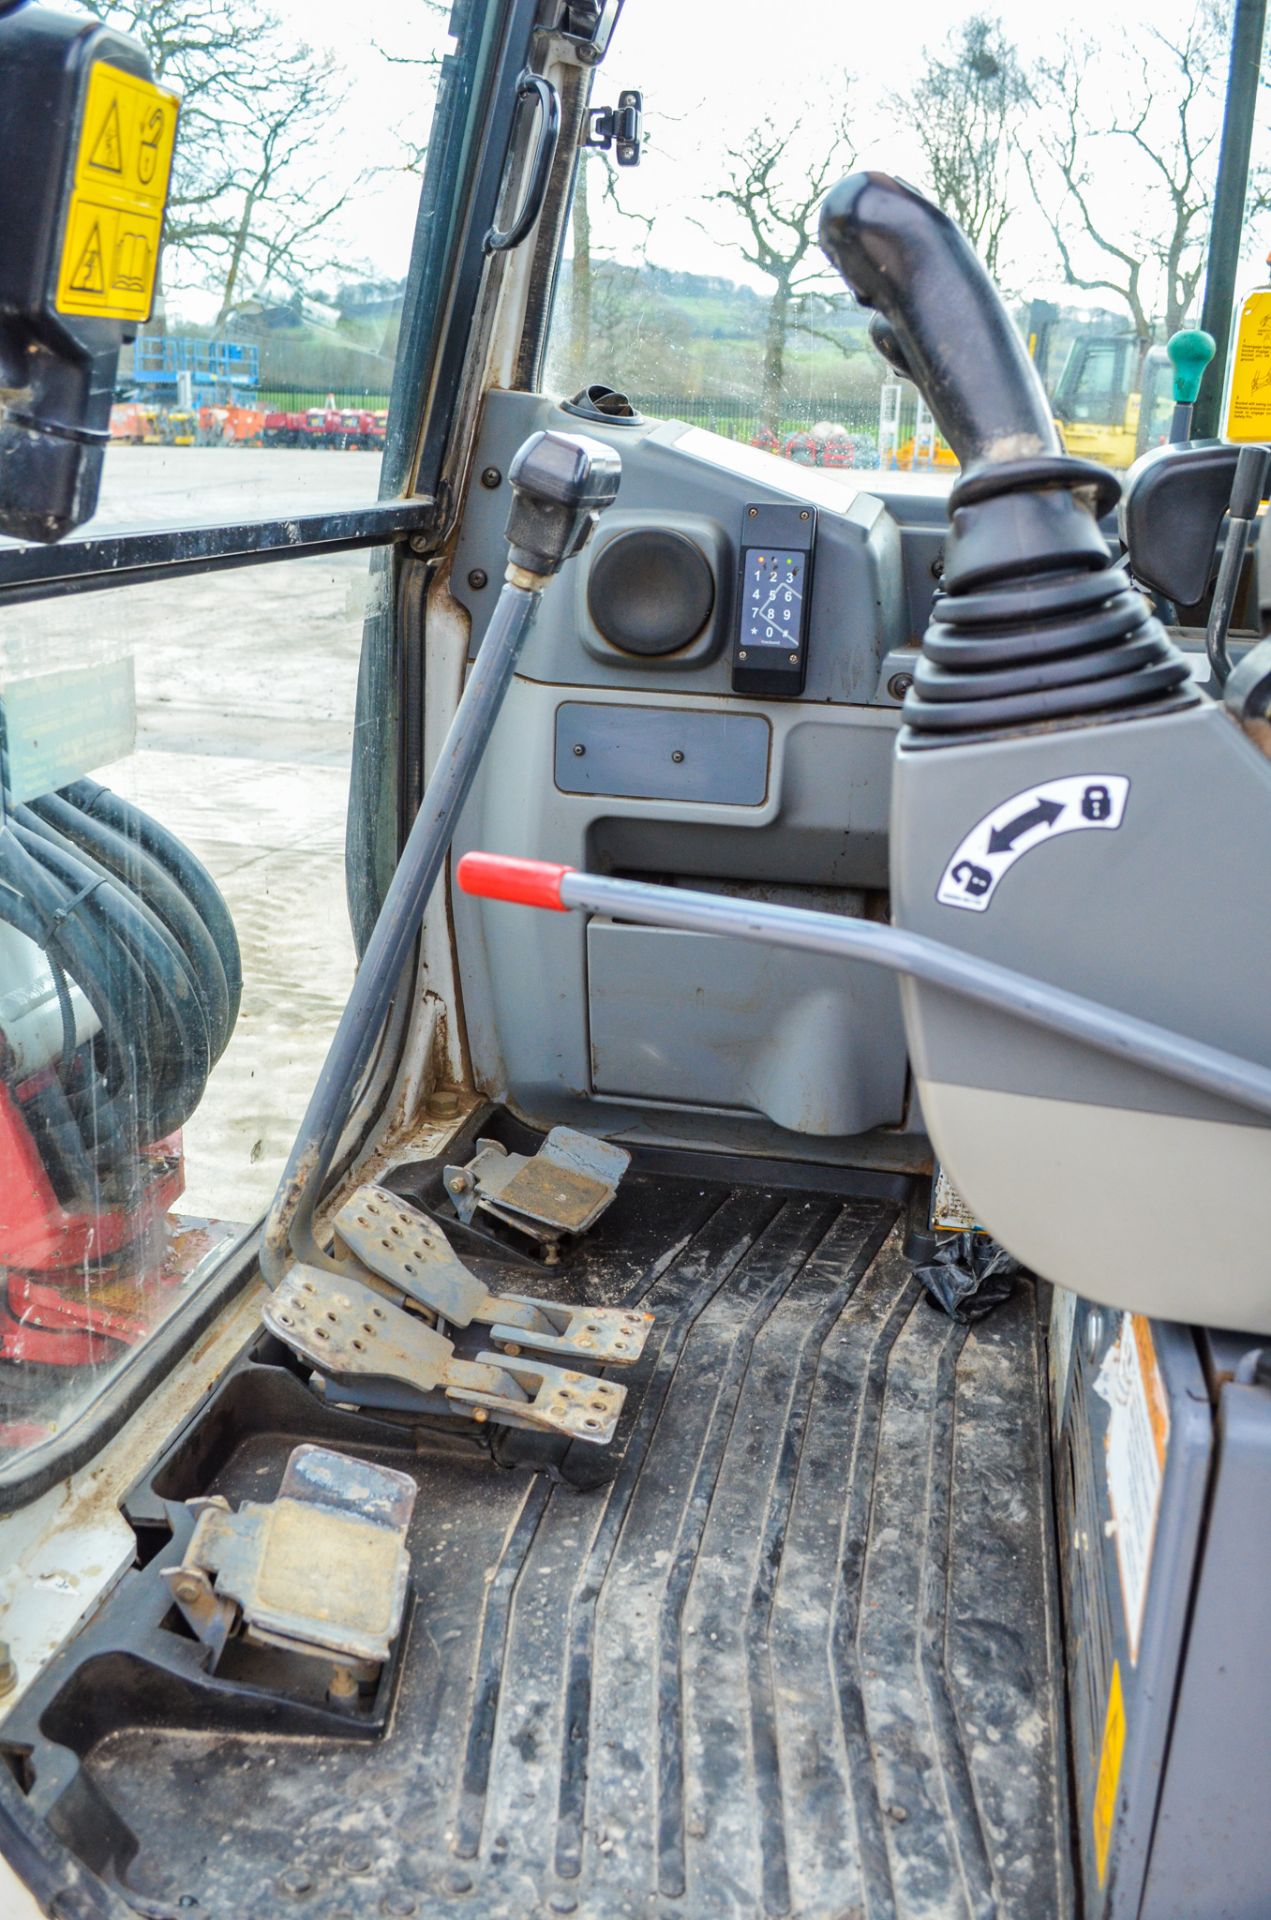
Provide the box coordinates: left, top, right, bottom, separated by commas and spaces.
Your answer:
1093, 1312, 1170, 1663
1223, 289, 1271, 444
56, 62, 178, 322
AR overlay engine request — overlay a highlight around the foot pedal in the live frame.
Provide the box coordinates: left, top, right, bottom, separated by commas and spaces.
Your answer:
443, 1126, 630, 1257
161, 1444, 416, 1700
334, 1185, 653, 1366
263, 1266, 627, 1444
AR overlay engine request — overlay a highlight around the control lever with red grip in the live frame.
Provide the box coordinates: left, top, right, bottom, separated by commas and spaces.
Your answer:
454, 853, 1271, 1125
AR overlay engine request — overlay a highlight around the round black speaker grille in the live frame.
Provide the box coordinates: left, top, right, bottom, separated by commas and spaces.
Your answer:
587, 528, 715, 655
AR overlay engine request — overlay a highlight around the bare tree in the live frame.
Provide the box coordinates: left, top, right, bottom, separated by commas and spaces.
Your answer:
1024, 4, 1238, 345
72, 0, 354, 315
896, 14, 1031, 281
702, 105, 858, 432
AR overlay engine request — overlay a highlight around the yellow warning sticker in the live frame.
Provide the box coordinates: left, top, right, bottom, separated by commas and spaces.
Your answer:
1223, 289, 1271, 443
56, 62, 178, 322
1093, 1660, 1126, 1885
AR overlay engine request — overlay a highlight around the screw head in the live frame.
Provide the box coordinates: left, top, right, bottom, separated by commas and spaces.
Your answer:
441, 1866, 473, 1896
670, 749, 684, 764
340, 1844, 373, 1875
447, 1173, 470, 1193
930, 552, 945, 580
0, 1645, 17, 1697
572, 742, 585, 757
887, 671, 914, 701
480, 466, 502, 489
382, 1895, 418, 1917
173, 1576, 202, 1605
747, 506, 758, 518
467, 568, 488, 591
277, 1865, 313, 1898
799, 510, 810, 521
738, 649, 748, 661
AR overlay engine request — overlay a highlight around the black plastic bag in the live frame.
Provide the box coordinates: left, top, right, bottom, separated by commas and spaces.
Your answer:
914, 1231, 1022, 1323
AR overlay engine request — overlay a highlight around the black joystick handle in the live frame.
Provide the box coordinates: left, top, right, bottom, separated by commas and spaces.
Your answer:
818, 171, 1195, 735
504, 428, 622, 579
819, 173, 1061, 482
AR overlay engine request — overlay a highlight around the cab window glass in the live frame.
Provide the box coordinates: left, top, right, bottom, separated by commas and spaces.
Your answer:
0, 0, 490, 1474
544, 0, 1265, 473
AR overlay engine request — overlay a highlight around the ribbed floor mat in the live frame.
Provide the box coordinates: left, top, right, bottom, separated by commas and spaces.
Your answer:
68, 1180, 1070, 1918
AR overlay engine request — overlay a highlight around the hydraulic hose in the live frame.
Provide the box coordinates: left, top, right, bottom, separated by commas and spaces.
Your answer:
0, 775, 242, 1204
11, 820, 212, 1135
29, 790, 232, 1063
64, 776, 242, 1030
818, 173, 1197, 739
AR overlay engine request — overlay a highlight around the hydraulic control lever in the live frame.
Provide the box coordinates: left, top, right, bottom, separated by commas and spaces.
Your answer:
818, 172, 1195, 736
262, 431, 621, 1284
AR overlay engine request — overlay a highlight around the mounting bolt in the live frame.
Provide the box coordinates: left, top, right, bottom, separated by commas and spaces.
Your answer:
480, 466, 502, 490
328, 1664, 360, 1705
671, 749, 684, 764
430, 1088, 460, 1117
471, 1408, 489, 1425
467, 568, 488, 591
887, 672, 914, 701
409, 533, 431, 556
447, 1173, 470, 1194
0, 1643, 16, 1696
173, 1576, 202, 1605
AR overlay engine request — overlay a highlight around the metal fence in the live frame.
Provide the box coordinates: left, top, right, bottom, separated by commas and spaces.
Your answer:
256, 385, 393, 411
626, 393, 884, 443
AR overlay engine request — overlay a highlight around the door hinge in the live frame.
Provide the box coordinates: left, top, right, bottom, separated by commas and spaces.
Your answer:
584, 89, 642, 166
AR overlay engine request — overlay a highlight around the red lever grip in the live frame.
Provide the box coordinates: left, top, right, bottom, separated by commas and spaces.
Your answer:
456, 851, 573, 911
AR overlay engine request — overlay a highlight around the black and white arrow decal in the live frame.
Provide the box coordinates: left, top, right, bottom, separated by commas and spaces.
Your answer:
936, 775, 1129, 913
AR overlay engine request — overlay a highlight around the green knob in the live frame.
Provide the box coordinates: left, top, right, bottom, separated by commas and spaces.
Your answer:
1167, 328, 1216, 405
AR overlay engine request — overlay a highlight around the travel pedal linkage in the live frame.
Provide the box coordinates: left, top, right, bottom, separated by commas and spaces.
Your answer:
333, 1185, 652, 1367
262, 1265, 627, 1445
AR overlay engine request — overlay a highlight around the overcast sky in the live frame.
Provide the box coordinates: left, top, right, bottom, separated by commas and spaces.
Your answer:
163, 0, 1270, 325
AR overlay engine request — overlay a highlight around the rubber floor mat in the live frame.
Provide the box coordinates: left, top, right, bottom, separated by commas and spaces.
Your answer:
20, 1177, 1071, 1919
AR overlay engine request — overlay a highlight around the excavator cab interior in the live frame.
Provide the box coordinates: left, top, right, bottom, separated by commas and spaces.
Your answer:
2, 2, 1270, 1917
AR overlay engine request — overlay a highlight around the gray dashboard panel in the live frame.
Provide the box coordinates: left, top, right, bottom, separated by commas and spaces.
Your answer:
443, 390, 952, 1162
451, 391, 912, 704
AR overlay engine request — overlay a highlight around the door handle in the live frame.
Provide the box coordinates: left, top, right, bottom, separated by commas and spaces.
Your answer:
484, 71, 561, 254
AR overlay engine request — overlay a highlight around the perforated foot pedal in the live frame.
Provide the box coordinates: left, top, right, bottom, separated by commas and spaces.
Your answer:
443, 1126, 630, 1256
160, 1444, 415, 1702
334, 1185, 653, 1366
263, 1265, 626, 1443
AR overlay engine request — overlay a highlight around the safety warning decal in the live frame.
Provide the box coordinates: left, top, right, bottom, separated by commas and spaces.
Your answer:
1093, 1312, 1170, 1664
936, 774, 1129, 913
1222, 288, 1271, 444
56, 62, 178, 322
